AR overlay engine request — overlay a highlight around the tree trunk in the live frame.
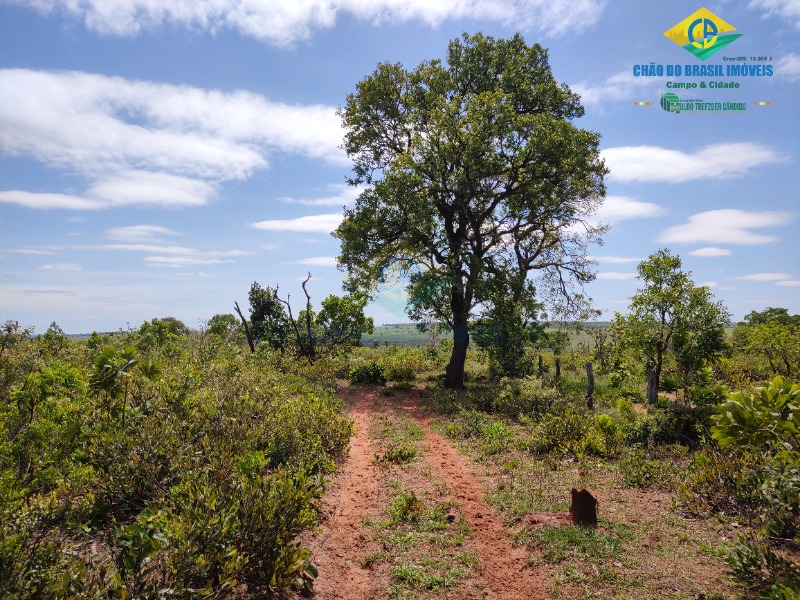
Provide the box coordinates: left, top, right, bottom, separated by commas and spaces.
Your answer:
555, 357, 561, 381
654, 345, 664, 394
445, 322, 469, 389
646, 368, 658, 406
585, 361, 594, 410
445, 283, 470, 389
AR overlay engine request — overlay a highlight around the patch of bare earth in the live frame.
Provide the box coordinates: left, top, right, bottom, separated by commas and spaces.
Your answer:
307, 386, 546, 599
395, 391, 546, 599
436, 429, 743, 599
308, 387, 391, 599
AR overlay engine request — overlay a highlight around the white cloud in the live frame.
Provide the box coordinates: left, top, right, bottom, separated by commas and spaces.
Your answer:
106, 225, 183, 243
281, 184, 362, 207
39, 263, 82, 271
251, 213, 343, 233
5, 246, 62, 255
735, 272, 793, 281
83, 234, 248, 269
92, 243, 247, 258
749, 0, 800, 29
776, 280, 800, 287
602, 143, 786, 183
689, 247, 732, 257
14, 0, 606, 45
596, 272, 637, 280
700, 281, 718, 289
593, 195, 663, 223
89, 171, 216, 208
572, 70, 661, 108
294, 256, 338, 267
143, 256, 230, 268
0, 190, 104, 210
589, 256, 642, 264
659, 210, 792, 245
22, 289, 76, 297
775, 52, 800, 81
0, 68, 344, 209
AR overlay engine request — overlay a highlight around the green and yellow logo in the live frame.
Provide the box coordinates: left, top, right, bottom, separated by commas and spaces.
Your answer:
664, 7, 741, 61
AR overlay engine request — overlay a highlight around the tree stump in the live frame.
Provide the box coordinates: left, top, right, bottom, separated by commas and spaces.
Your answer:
570, 488, 598, 527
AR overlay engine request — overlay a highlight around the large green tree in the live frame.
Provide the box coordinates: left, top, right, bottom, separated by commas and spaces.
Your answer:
335, 32, 607, 387
613, 249, 730, 404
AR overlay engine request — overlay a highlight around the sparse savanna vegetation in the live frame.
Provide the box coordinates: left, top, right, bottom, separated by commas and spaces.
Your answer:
2, 288, 798, 597
2, 31, 798, 600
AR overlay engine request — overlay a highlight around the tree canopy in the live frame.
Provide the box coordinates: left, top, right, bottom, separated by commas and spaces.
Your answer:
613, 249, 730, 404
335, 32, 607, 387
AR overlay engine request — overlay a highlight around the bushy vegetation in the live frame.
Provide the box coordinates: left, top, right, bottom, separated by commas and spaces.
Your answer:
2, 275, 798, 597
420, 299, 800, 598
0, 318, 351, 597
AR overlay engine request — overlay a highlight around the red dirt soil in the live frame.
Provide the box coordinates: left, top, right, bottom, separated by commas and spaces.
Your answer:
309, 388, 387, 600
309, 387, 546, 599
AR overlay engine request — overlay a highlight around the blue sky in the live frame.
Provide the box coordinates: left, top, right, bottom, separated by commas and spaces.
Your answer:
1, 0, 798, 333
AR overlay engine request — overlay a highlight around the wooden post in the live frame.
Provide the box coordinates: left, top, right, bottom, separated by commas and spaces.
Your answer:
538, 354, 544, 378
585, 361, 594, 409
646, 369, 658, 407
555, 357, 561, 382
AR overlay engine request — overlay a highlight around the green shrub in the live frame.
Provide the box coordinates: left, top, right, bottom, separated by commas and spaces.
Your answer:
112, 468, 323, 596
348, 362, 387, 385
524, 406, 603, 458
727, 534, 800, 599
625, 405, 713, 448
494, 377, 558, 419
712, 377, 800, 537
479, 420, 515, 456
375, 442, 418, 465
388, 490, 422, 524
618, 448, 678, 489
0, 324, 351, 597
596, 413, 624, 457
675, 447, 759, 518
678, 378, 800, 597
443, 408, 494, 439
382, 360, 416, 383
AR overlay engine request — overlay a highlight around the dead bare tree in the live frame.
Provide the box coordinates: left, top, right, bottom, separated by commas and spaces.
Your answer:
233, 301, 255, 353
277, 272, 316, 361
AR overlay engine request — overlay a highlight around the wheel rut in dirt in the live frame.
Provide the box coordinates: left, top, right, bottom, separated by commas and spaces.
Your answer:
396, 391, 545, 599
309, 386, 544, 599
309, 388, 386, 600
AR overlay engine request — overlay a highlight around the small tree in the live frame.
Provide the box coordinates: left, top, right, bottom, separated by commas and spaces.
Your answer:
240, 278, 373, 359
206, 313, 242, 340
613, 249, 729, 405
471, 279, 546, 377
247, 282, 292, 352
315, 292, 374, 351
733, 309, 799, 378
89, 345, 139, 426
